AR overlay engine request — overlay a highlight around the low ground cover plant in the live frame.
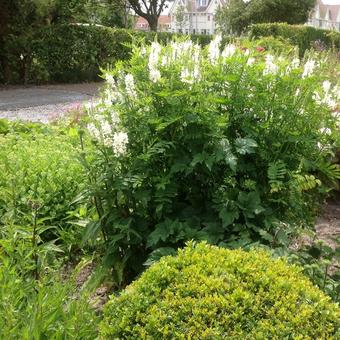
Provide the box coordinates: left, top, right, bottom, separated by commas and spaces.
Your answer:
0, 253, 98, 339
100, 242, 339, 338
0, 121, 95, 258
83, 36, 339, 284
0, 121, 99, 339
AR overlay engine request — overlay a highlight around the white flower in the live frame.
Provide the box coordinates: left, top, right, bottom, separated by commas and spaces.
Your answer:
222, 44, 236, 58
104, 89, 114, 106
105, 74, 116, 87
302, 59, 316, 78
125, 73, 137, 98
193, 44, 201, 64
110, 109, 120, 125
170, 41, 180, 61
320, 127, 331, 135
263, 54, 278, 75
148, 42, 162, 83
208, 35, 222, 64
322, 80, 331, 94
286, 57, 300, 74
101, 121, 112, 136
161, 56, 168, 66
295, 88, 301, 97
244, 49, 250, 57
313, 89, 337, 110
247, 57, 255, 66
113, 132, 129, 156
149, 68, 161, 83
291, 58, 300, 69
87, 123, 100, 140
180, 65, 200, 85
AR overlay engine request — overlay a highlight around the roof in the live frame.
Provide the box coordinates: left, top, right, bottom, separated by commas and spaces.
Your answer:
316, 0, 340, 21
135, 15, 171, 28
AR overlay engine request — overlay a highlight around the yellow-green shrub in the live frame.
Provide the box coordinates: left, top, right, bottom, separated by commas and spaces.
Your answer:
100, 243, 339, 339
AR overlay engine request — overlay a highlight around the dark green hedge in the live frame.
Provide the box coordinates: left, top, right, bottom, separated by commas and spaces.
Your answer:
1, 25, 213, 84
249, 23, 340, 56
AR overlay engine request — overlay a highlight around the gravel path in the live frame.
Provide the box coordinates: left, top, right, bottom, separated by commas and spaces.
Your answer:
0, 83, 102, 123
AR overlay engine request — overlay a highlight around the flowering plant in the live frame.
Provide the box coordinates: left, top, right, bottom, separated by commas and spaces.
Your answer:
83, 37, 339, 284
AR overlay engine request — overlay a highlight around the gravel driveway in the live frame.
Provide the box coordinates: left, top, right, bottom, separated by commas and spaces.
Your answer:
0, 83, 102, 123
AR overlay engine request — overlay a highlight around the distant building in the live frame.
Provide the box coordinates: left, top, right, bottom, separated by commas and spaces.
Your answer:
307, 0, 340, 31
134, 15, 172, 32
169, 0, 226, 35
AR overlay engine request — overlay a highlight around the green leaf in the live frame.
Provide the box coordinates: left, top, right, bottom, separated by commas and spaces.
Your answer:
237, 191, 264, 218
220, 139, 237, 171
144, 247, 177, 266
219, 207, 239, 228
81, 220, 101, 245
235, 137, 258, 155
147, 219, 177, 247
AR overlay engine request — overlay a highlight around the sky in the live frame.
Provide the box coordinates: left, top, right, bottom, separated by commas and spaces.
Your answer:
322, 0, 340, 4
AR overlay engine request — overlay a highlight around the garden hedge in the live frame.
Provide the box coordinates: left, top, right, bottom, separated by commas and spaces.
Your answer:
249, 22, 340, 56
100, 243, 339, 339
0, 25, 212, 84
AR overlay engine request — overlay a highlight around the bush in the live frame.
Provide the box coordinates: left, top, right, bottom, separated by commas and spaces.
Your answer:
100, 242, 339, 338
0, 122, 88, 251
249, 23, 340, 56
2, 25, 213, 84
83, 37, 339, 285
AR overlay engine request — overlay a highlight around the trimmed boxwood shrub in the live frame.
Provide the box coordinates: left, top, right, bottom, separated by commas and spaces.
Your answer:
100, 243, 339, 339
249, 23, 340, 56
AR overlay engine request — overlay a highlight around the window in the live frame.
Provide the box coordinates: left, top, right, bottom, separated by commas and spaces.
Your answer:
197, 0, 207, 6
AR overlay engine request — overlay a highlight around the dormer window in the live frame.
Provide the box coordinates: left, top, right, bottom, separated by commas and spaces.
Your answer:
197, 0, 207, 6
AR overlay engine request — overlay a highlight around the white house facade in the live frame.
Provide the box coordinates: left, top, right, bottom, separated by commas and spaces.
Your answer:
169, 0, 226, 35
307, 0, 340, 31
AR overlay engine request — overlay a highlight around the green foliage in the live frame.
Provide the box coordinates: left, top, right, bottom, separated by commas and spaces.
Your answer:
0, 255, 99, 339
83, 38, 339, 285
100, 242, 340, 338
0, 121, 88, 253
0, 121, 99, 338
0, 0, 127, 83
216, 0, 316, 35
288, 240, 340, 302
2, 24, 213, 84
249, 23, 340, 56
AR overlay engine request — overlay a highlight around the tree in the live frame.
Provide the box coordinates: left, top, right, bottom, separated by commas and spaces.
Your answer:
216, 0, 316, 35
128, 0, 169, 31
174, 4, 187, 32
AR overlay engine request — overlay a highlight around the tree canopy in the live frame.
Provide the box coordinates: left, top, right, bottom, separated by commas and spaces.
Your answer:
216, 0, 316, 35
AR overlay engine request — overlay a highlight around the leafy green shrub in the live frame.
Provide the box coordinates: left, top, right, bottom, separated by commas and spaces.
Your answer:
2, 25, 213, 84
100, 242, 339, 338
0, 122, 87, 250
249, 23, 340, 56
83, 37, 339, 284
248, 36, 295, 54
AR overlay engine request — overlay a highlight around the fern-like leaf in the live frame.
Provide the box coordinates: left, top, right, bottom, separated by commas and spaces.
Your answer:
268, 161, 287, 193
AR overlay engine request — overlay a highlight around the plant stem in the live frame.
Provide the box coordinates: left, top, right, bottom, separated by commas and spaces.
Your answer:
32, 205, 39, 280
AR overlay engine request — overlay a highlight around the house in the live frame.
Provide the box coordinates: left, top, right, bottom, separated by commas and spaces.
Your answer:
134, 15, 172, 32
307, 0, 340, 31
169, 0, 226, 35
